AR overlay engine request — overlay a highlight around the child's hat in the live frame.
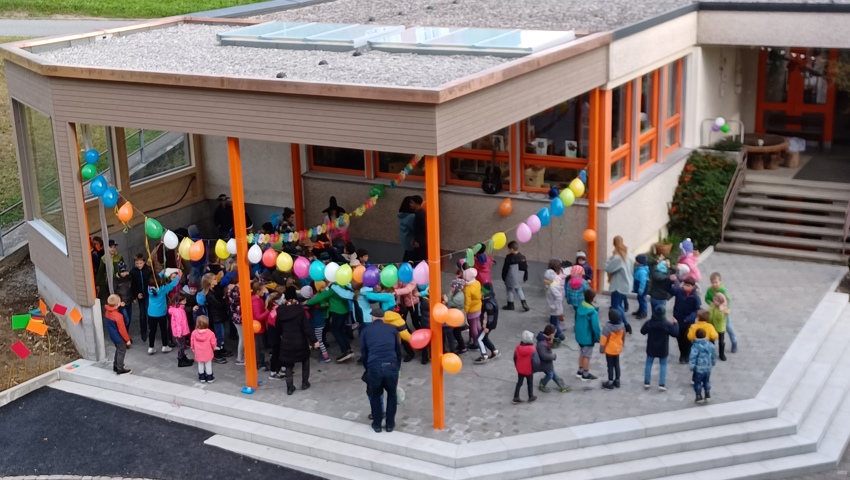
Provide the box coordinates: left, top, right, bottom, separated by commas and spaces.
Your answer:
608, 309, 622, 324
521, 330, 534, 344
570, 265, 585, 277
370, 303, 385, 319
314, 280, 326, 291
635, 254, 648, 265
543, 269, 556, 283
656, 261, 668, 274
117, 261, 128, 273
653, 304, 666, 317
450, 278, 465, 293
300, 286, 313, 299
680, 238, 694, 255
463, 268, 478, 285
349, 258, 361, 267
576, 251, 587, 259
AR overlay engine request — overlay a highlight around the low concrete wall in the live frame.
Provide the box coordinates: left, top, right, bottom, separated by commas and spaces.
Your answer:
36, 267, 105, 362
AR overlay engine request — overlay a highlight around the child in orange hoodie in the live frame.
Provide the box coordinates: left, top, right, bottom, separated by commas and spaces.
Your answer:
105, 294, 132, 375
600, 310, 626, 390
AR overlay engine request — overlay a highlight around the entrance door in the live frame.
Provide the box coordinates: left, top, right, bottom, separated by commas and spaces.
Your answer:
756, 47, 837, 145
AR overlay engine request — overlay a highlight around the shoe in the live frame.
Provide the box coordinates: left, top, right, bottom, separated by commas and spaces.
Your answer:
373, 426, 382, 433
490, 350, 500, 359
213, 357, 228, 364
538, 383, 550, 393
235, 360, 245, 366
503, 302, 515, 311
221, 349, 234, 358
320, 355, 331, 363
337, 352, 354, 363
659, 384, 667, 391
199, 373, 207, 383
644, 383, 650, 389
512, 398, 524, 404
582, 373, 597, 381
602, 381, 615, 390
474, 356, 488, 364
206, 374, 215, 383
528, 396, 537, 403
141, 336, 147, 343
301, 381, 311, 390
269, 371, 282, 379
162, 346, 172, 353
521, 300, 530, 312
147, 347, 156, 355
731, 343, 738, 353
116, 368, 131, 375
421, 353, 429, 365
719, 354, 727, 361
695, 394, 703, 403
576, 370, 584, 378
177, 357, 194, 368
705, 391, 711, 402
403, 353, 414, 363
625, 324, 633, 335
168, 340, 176, 348
385, 426, 394, 433
560, 386, 571, 393
286, 384, 296, 395
613, 379, 620, 388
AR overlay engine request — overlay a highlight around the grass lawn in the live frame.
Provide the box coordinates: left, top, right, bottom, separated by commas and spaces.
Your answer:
0, 36, 32, 230
0, 0, 273, 18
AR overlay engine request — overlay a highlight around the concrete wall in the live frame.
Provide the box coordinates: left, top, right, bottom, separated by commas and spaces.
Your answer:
608, 12, 697, 86
36, 266, 104, 361
698, 11, 850, 49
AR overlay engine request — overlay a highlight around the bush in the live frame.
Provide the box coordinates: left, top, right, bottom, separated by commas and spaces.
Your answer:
667, 151, 737, 251
706, 138, 743, 152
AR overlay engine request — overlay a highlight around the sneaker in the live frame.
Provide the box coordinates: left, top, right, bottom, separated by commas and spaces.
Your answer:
705, 391, 711, 402
659, 384, 667, 391
269, 371, 283, 379
147, 347, 156, 355
474, 356, 489, 364
602, 381, 615, 390
320, 355, 332, 363
528, 395, 537, 403
162, 346, 172, 353
731, 343, 738, 354
512, 398, 524, 405
490, 350, 500, 359
199, 374, 207, 383
613, 379, 620, 388
235, 360, 245, 366
116, 368, 131, 375
695, 394, 703, 403
576, 370, 584, 378
582, 372, 597, 381
212, 357, 228, 364
337, 352, 354, 363
206, 374, 215, 384
644, 382, 651, 389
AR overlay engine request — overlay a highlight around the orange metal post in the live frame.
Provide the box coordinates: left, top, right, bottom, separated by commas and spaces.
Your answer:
587, 88, 609, 292
290, 143, 305, 231
425, 154, 445, 430
228, 137, 258, 389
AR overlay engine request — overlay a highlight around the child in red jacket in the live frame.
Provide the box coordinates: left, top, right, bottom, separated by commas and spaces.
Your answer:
105, 295, 131, 375
513, 330, 538, 404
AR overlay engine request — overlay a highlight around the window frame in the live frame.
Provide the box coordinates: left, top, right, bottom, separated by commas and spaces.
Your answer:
609, 82, 633, 190
445, 127, 511, 189
308, 145, 368, 176
373, 151, 425, 182
126, 130, 194, 188
662, 59, 683, 156
636, 70, 660, 173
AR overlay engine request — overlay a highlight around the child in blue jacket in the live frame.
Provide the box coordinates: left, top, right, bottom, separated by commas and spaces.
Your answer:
147, 270, 182, 354
632, 254, 650, 319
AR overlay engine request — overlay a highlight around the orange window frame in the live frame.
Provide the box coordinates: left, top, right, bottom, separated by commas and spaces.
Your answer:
609, 82, 633, 191
308, 145, 368, 176
519, 102, 590, 193
662, 59, 683, 157
445, 126, 512, 189
636, 70, 660, 173
373, 151, 425, 182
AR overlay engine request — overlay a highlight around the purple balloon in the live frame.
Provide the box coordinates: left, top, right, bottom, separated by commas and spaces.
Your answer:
363, 266, 380, 288
711, 124, 720, 132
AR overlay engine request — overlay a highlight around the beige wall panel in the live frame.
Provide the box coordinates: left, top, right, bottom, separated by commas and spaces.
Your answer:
36, 267, 104, 361
435, 49, 607, 153
609, 12, 698, 82
698, 11, 850, 48
5, 62, 54, 116
26, 224, 77, 299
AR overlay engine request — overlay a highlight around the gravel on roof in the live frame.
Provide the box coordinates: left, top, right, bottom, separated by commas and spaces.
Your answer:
256, 0, 696, 32
37, 23, 510, 88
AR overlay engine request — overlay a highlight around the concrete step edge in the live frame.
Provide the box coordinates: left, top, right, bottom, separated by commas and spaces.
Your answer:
723, 231, 846, 249
727, 219, 846, 237
736, 197, 847, 213
714, 243, 847, 264
732, 207, 846, 225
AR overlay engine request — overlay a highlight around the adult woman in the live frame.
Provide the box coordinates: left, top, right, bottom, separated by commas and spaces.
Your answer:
276, 286, 319, 395
397, 196, 416, 262
604, 236, 634, 334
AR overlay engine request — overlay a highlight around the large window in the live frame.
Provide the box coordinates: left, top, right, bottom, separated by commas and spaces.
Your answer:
376, 151, 424, 179
637, 71, 660, 170
609, 84, 631, 188
522, 94, 590, 191
446, 127, 510, 188
663, 59, 683, 153
18, 102, 64, 237
128, 129, 192, 185
310, 146, 366, 174
78, 124, 115, 199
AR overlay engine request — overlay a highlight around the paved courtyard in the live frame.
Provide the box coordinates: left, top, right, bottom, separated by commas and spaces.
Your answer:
108, 252, 844, 443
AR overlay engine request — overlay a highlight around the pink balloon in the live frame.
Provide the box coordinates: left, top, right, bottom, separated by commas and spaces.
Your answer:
413, 261, 430, 285
526, 214, 541, 233
409, 329, 432, 350
516, 223, 532, 243
293, 256, 311, 278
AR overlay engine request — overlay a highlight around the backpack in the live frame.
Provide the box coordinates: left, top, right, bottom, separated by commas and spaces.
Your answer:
481, 165, 502, 195
531, 350, 542, 373
483, 293, 499, 330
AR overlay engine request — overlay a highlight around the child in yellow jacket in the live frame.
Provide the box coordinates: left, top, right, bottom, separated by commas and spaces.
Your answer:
463, 268, 482, 349
687, 310, 719, 343
600, 310, 625, 389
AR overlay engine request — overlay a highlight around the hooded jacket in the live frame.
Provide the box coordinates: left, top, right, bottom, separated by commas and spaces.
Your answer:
535, 332, 557, 373
647, 260, 672, 301
276, 302, 318, 364
677, 252, 701, 283
640, 311, 679, 358
689, 339, 717, 374
397, 212, 416, 252
169, 305, 190, 338
463, 280, 482, 314
604, 252, 634, 295
546, 281, 565, 316
575, 301, 601, 346
383, 311, 411, 342
600, 312, 626, 356
105, 305, 130, 344
147, 275, 181, 318
130, 263, 153, 299
394, 281, 420, 308
190, 328, 217, 362
709, 304, 727, 333
687, 320, 719, 342
667, 281, 701, 325
474, 254, 493, 285
513, 342, 536, 376
306, 284, 354, 315
501, 252, 528, 289
633, 264, 649, 295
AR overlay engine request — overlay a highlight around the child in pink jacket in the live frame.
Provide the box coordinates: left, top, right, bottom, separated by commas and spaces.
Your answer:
169, 292, 192, 368
394, 279, 422, 330
677, 238, 701, 283
191, 316, 217, 383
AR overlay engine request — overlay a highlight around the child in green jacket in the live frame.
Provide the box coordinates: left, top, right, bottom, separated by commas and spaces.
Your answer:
575, 289, 601, 381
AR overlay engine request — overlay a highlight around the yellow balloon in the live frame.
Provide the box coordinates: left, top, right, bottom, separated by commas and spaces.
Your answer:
178, 237, 193, 261
492, 232, 507, 250
569, 178, 586, 198
336, 264, 353, 286
214, 239, 229, 260
276, 252, 293, 272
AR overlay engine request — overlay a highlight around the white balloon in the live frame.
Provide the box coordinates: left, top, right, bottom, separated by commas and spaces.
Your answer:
676, 263, 690, 278
226, 238, 238, 255
163, 230, 179, 250
324, 262, 340, 283
247, 244, 263, 264
714, 117, 726, 127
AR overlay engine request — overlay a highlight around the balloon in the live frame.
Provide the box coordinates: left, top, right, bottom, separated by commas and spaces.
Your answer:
116, 202, 133, 223
247, 244, 263, 264
178, 237, 193, 260
498, 198, 512, 217
101, 187, 119, 208
226, 238, 238, 255
583, 229, 597, 242
550, 197, 565, 217
398, 263, 414, 284
81, 163, 97, 181
547, 187, 559, 199
676, 263, 690, 278
214, 239, 229, 259
353, 265, 366, 283
445, 308, 465, 328
711, 124, 721, 132
163, 230, 179, 250
516, 222, 532, 243
363, 266, 380, 287
537, 207, 551, 227
369, 184, 385, 199
336, 264, 353, 286
432, 303, 448, 324
441, 352, 462, 374
380, 264, 399, 287
84, 148, 99, 165
276, 252, 293, 272
293, 256, 311, 278
309, 260, 325, 281
189, 240, 205, 262
90, 175, 107, 197
262, 248, 277, 268
721, 124, 731, 133
714, 117, 726, 127
579, 170, 587, 185
569, 178, 586, 198
465, 248, 474, 268
559, 188, 576, 208
526, 214, 541, 234
492, 232, 507, 250
409, 329, 432, 350
145, 217, 163, 239
253, 320, 262, 334
413, 261, 429, 285
324, 262, 340, 283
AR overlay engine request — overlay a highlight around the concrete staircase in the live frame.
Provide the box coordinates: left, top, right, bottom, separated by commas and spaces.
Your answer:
717, 174, 850, 264
50, 292, 850, 480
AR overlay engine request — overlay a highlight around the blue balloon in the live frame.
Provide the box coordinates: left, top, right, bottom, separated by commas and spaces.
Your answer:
102, 187, 119, 208
84, 149, 99, 165
309, 260, 326, 282
550, 197, 565, 217
89, 175, 107, 197
398, 262, 414, 284
579, 170, 587, 185
537, 207, 551, 227
548, 187, 559, 199
270, 213, 281, 226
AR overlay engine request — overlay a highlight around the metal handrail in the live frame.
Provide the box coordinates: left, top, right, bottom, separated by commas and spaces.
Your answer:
721, 150, 748, 243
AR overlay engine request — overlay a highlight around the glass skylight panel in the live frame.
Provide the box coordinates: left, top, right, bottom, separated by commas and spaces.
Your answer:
217, 22, 308, 42
218, 22, 405, 51
368, 27, 576, 57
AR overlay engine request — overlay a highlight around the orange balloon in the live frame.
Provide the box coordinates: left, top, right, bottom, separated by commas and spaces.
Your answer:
445, 308, 465, 328
352, 265, 366, 283
189, 240, 205, 262
441, 352, 462, 374
253, 320, 262, 334
583, 229, 597, 243
117, 202, 133, 223
498, 198, 513, 217
432, 303, 448, 324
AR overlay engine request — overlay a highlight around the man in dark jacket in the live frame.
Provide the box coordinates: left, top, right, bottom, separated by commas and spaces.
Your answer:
276, 287, 319, 395
666, 277, 700, 363
213, 194, 234, 237
640, 304, 679, 390
130, 254, 153, 342
361, 304, 402, 433
410, 196, 427, 262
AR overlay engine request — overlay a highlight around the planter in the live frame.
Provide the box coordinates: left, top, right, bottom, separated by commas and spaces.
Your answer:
654, 243, 672, 256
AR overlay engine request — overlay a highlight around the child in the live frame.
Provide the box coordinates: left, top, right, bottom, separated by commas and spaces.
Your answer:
445, 278, 467, 354
667, 276, 701, 363
689, 328, 717, 403
114, 261, 134, 330
306, 278, 356, 362
688, 310, 719, 343
169, 292, 193, 367
105, 295, 131, 375
575, 289, 601, 381
191, 316, 217, 383
147, 270, 181, 354
640, 304, 679, 391
566, 265, 590, 315
512, 330, 537, 404
130, 253, 153, 342
710, 292, 729, 361
600, 310, 626, 389
357, 249, 372, 267
677, 238, 701, 283
501, 241, 529, 311
301, 286, 330, 363
648, 257, 672, 311
632, 254, 649, 319
225, 277, 244, 365
544, 270, 567, 347
463, 268, 483, 349
575, 251, 593, 284
537, 325, 569, 393
706, 272, 737, 353
474, 249, 494, 286
474, 284, 500, 364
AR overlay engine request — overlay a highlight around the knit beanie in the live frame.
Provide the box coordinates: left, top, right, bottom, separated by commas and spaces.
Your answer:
464, 268, 479, 285
635, 254, 647, 266
300, 286, 313, 299
608, 309, 622, 324
680, 238, 694, 255
543, 269, 556, 283
677, 264, 691, 278
570, 265, 585, 277
653, 304, 666, 317
521, 330, 534, 344
450, 278, 465, 294
576, 251, 587, 260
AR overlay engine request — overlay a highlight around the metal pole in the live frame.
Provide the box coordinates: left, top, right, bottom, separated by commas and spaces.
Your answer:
425, 154, 445, 430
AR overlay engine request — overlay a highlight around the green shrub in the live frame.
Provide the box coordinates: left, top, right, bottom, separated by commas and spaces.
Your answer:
706, 138, 743, 152
667, 151, 737, 251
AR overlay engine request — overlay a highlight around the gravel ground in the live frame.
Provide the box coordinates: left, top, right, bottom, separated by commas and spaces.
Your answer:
38, 23, 509, 87
257, 0, 696, 32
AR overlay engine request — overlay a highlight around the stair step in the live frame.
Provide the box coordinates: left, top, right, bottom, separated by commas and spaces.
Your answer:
736, 196, 847, 213
740, 184, 850, 202
723, 231, 846, 250
744, 174, 850, 192
714, 242, 848, 264
794, 342, 850, 445
732, 208, 845, 225
727, 219, 846, 237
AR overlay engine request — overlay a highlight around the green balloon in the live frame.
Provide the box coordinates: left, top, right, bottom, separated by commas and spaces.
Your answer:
81, 163, 97, 181
369, 185, 385, 199
720, 124, 731, 133
145, 217, 164, 239
380, 264, 398, 287
559, 188, 576, 207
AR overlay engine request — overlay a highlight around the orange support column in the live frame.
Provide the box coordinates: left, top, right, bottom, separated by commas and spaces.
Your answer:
290, 143, 305, 231
425, 154, 445, 430
228, 137, 258, 389
587, 88, 612, 292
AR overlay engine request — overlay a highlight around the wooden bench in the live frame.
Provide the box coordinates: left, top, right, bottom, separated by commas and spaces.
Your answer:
764, 113, 825, 151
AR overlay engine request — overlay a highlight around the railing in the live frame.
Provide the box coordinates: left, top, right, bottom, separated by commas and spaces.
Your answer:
842, 200, 850, 255
721, 150, 747, 243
